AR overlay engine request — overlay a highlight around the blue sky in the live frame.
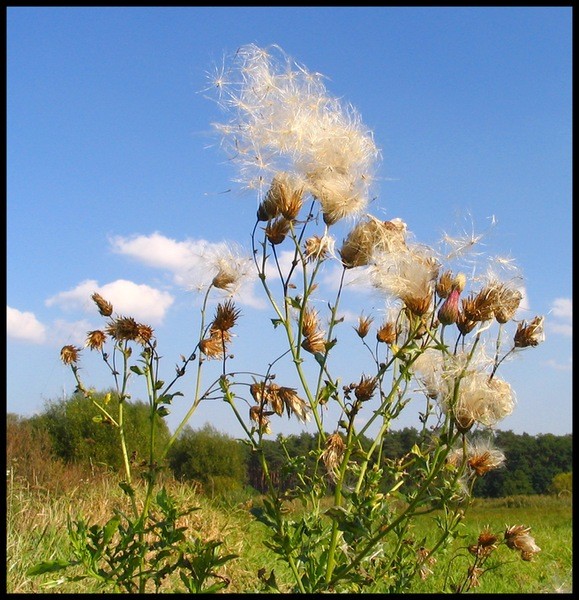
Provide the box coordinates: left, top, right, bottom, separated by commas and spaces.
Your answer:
7, 7, 572, 439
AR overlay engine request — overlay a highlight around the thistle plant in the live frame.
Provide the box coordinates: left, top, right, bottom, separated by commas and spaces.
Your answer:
203, 44, 544, 592
27, 289, 242, 592
28, 43, 544, 593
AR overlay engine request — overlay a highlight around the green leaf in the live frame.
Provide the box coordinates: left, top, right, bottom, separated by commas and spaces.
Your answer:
26, 559, 71, 576
119, 481, 135, 498
102, 515, 121, 545
129, 365, 144, 375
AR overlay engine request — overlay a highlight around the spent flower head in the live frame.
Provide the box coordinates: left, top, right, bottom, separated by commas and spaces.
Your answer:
209, 43, 380, 224
207, 243, 253, 293
60, 344, 81, 365
91, 292, 113, 317
372, 245, 440, 317
514, 316, 545, 348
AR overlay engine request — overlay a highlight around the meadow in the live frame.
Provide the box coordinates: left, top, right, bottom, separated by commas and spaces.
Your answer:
6, 470, 572, 594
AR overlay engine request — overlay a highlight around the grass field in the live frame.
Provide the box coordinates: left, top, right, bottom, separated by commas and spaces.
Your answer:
6, 473, 572, 594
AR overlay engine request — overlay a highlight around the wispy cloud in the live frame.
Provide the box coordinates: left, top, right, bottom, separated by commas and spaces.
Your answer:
548, 297, 572, 337
109, 232, 265, 309
46, 279, 174, 325
6, 306, 47, 343
545, 357, 572, 371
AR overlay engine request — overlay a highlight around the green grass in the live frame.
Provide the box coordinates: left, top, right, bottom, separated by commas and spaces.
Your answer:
7, 473, 572, 594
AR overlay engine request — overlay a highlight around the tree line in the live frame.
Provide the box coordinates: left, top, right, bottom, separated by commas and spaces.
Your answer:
7, 391, 572, 498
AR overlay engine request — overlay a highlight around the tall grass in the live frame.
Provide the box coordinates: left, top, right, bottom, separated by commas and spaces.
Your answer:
7, 469, 571, 594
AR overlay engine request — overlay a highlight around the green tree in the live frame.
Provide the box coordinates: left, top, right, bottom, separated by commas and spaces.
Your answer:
548, 472, 572, 495
32, 390, 170, 471
167, 423, 247, 494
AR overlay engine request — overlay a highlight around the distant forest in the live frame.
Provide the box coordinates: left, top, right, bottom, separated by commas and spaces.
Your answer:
7, 392, 572, 499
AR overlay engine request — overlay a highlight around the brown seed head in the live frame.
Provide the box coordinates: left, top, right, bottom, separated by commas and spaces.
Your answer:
304, 236, 330, 262
354, 375, 378, 402
468, 452, 502, 476
301, 308, 326, 353
404, 293, 433, 317
456, 311, 477, 336
212, 299, 241, 333
85, 330, 107, 351
504, 525, 541, 558
106, 316, 140, 341
249, 405, 272, 434
339, 216, 407, 269
478, 529, 499, 549
265, 216, 291, 245
136, 324, 155, 345
278, 386, 310, 422
199, 333, 229, 359
91, 292, 113, 317
60, 344, 81, 365
321, 432, 346, 479
463, 286, 498, 322
514, 316, 544, 348
376, 321, 397, 344
257, 180, 282, 222
354, 314, 373, 339
494, 285, 523, 324
436, 271, 455, 299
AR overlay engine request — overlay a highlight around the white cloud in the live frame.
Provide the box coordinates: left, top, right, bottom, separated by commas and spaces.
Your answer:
109, 232, 226, 289
110, 232, 271, 309
551, 297, 572, 320
548, 297, 572, 337
46, 279, 174, 325
6, 306, 47, 343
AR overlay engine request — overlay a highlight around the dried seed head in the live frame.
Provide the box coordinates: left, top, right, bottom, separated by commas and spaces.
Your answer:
91, 292, 113, 317
199, 333, 230, 359
136, 324, 155, 345
249, 405, 272, 434
85, 330, 107, 351
264, 216, 291, 245
304, 235, 331, 262
450, 372, 515, 430
339, 216, 407, 268
212, 299, 241, 333
278, 386, 310, 422
489, 284, 522, 323
504, 525, 541, 559
478, 529, 499, 549
463, 286, 498, 322
456, 311, 477, 336
436, 270, 455, 299
376, 321, 397, 344
354, 375, 378, 402
354, 314, 373, 339
257, 181, 282, 222
106, 316, 140, 341
301, 307, 326, 354
321, 432, 346, 480
514, 316, 545, 348
60, 344, 81, 365
468, 449, 506, 476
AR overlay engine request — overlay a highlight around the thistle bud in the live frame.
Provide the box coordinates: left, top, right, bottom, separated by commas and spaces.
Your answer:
438, 288, 461, 325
